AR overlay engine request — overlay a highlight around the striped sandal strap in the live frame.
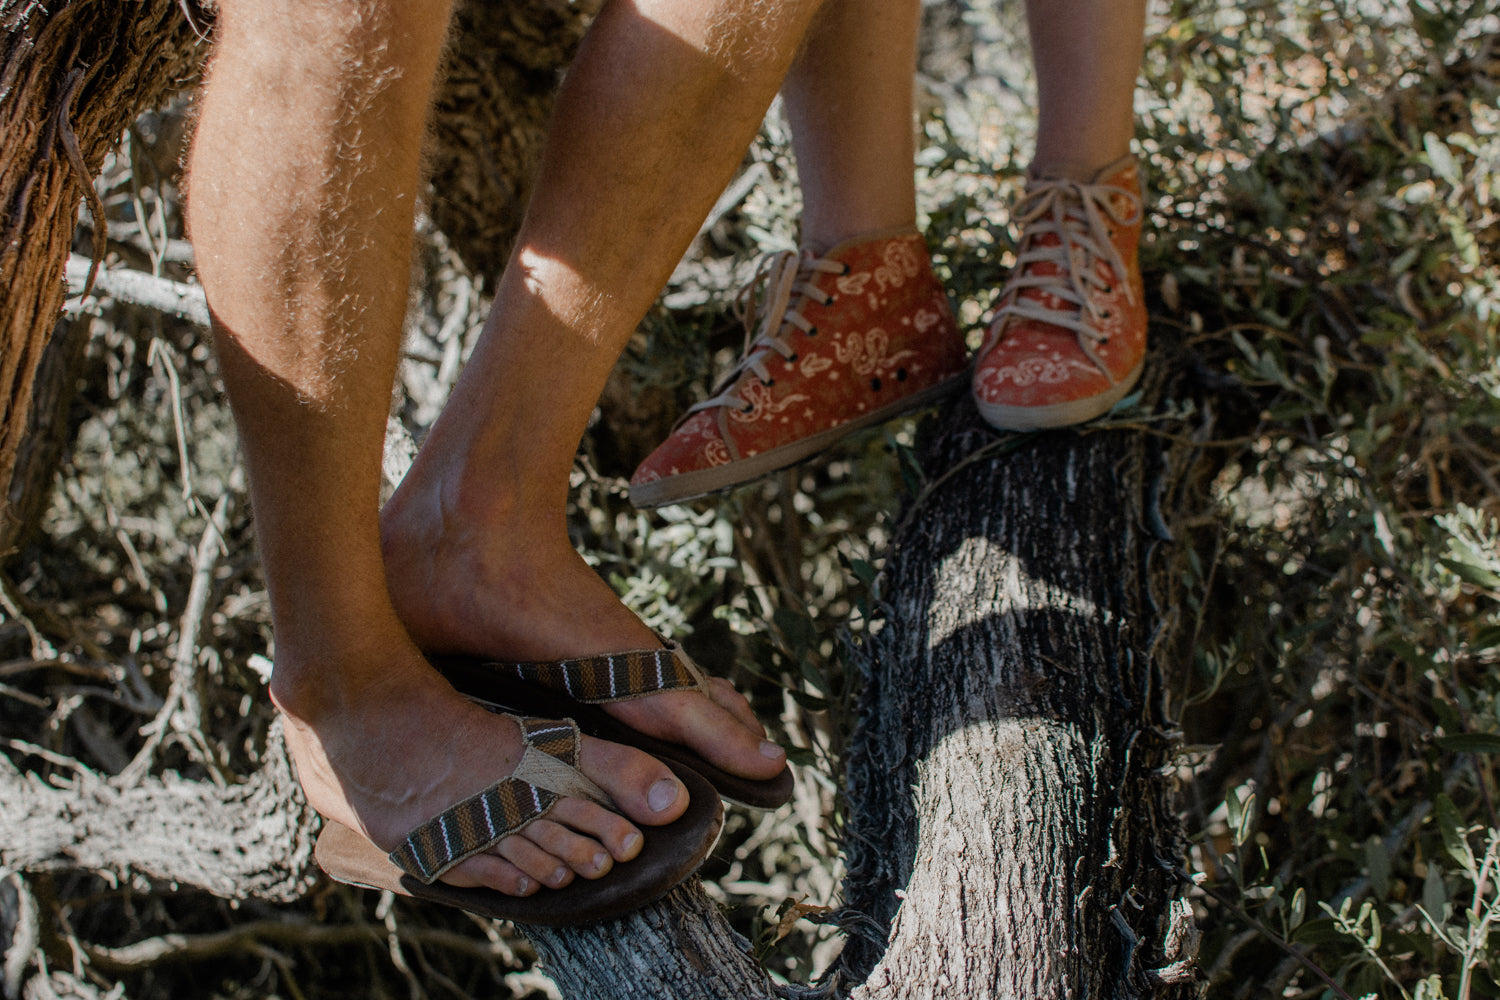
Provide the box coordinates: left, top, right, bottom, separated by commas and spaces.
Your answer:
491, 641, 710, 704
387, 717, 611, 885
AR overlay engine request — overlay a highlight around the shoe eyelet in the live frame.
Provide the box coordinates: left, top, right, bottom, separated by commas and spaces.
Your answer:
896, 368, 908, 381
840, 264, 851, 275
823, 295, 835, 306
870, 377, 882, 392
787, 353, 798, 362
764, 378, 776, 387
808, 327, 818, 337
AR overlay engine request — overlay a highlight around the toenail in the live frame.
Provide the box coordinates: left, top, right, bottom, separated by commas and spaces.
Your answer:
516, 876, 532, 894
648, 778, 681, 813
551, 866, 569, 886
593, 851, 610, 873
760, 740, 785, 759
622, 831, 642, 856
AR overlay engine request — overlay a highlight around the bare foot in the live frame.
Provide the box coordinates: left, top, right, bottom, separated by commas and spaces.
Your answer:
379, 478, 788, 784
271, 625, 690, 896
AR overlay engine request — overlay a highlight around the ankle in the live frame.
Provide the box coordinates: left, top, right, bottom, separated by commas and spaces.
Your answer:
800, 218, 919, 257
268, 626, 423, 727
1027, 149, 1135, 183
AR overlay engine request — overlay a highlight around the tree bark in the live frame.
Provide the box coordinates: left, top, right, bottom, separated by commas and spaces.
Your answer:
0, 0, 206, 550
0, 722, 319, 904
833, 383, 1200, 999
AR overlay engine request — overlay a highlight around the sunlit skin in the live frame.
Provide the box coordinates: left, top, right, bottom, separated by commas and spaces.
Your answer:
188, 0, 1147, 897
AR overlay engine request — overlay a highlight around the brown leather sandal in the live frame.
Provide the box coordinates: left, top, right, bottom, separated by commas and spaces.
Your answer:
313, 716, 724, 926
430, 643, 795, 810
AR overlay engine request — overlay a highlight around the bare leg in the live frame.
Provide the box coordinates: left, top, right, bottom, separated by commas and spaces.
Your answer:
1027, 0, 1148, 178
189, 0, 692, 895
784, 0, 1148, 231
381, 0, 831, 781
782, 0, 921, 253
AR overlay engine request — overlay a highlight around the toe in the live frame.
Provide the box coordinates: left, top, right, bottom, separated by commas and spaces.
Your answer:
611, 690, 786, 781
497, 836, 576, 890
706, 676, 768, 735
546, 796, 644, 863
577, 736, 689, 827
441, 852, 539, 896
522, 815, 615, 878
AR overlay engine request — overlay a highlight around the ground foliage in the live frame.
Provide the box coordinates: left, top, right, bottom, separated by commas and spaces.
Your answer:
2, 0, 1499, 997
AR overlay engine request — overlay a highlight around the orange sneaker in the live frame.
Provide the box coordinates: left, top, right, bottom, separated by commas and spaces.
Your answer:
629, 228, 969, 508
972, 155, 1147, 430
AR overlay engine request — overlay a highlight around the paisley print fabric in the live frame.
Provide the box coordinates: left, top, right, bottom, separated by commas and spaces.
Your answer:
631, 229, 968, 494
972, 155, 1148, 428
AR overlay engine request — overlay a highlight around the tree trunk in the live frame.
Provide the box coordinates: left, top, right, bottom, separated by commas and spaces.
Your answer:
513, 382, 1203, 999
0, 0, 205, 551
834, 387, 1200, 999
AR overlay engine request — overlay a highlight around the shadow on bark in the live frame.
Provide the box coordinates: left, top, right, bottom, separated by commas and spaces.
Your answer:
833, 365, 1201, 999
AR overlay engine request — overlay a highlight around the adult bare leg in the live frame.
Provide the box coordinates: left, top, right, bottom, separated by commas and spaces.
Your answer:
189, 0, 691, 896
381, 0, 830, 781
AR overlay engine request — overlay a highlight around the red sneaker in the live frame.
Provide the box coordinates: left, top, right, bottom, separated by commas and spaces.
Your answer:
629, 228, 969, 508
972, 155, 1147, 430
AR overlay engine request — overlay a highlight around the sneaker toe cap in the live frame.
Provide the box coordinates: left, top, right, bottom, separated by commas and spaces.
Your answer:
630, 411, 728, 487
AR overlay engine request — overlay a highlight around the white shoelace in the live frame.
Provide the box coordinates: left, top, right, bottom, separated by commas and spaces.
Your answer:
688, 249, 848, 416
990, 174, 1143, 372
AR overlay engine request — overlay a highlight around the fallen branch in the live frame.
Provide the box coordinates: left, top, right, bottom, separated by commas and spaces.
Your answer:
0, 722, 318, 904
62, 253, 208, 327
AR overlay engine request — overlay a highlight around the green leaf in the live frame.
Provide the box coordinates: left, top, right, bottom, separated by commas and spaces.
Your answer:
783, 745, 818, 767
895, 443, 924, 496
773, 607, 819, 654
1440, 557, 1500, 590
1366, 836, 1391, 900
786, 688, 829, 712
1422, 865, 1448, 925
1228, 787, 1256, 847
1424, 133, 1462, 187
1291, 917, 1348, 946
1287, 886, 1306, 931
1436, 795, 1475, 871
1435, 733, 1500, 754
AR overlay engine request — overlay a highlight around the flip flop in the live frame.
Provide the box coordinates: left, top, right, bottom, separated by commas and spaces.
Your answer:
313, 716, 725, 926
430, 643, 795, 810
